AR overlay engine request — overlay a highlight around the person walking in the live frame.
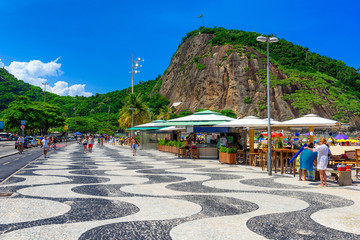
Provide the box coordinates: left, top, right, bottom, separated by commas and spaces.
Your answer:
305, 138, 331, 187
42, 135, 50, 158
82, 136, 88, 153
100, 135, 104, 146
88, 135, 94, 153
52, 136, 57, 150
131, 137, 139, 156
17, 135, 25, 154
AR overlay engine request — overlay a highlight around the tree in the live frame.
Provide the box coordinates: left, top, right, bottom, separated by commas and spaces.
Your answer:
178, 109, 193, 117
118, 93, 149, 129
157, 106, 174, 120
219, 110, 237, 118
2, 96, 65, 135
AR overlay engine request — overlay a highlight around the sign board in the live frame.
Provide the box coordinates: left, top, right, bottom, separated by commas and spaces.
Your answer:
20, 125, 25, 130
64, 125, 68, 130
21, 120, 26, 125
0, 121, 3, 131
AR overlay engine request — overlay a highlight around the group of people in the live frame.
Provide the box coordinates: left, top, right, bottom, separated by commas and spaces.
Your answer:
81, 135, 94, 153
78, 135, 139, 156
16, 135, 54, 158
301, 137, 332, 187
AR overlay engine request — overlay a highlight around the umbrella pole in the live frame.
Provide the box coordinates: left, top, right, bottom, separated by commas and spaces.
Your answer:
309, 126, 314, 145
249, 129, 254, 153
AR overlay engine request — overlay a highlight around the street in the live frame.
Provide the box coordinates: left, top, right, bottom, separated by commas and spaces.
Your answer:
0, 143, 359, 239
0, 143, 44, 183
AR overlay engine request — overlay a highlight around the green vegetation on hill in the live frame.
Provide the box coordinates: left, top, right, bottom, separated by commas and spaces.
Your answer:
181, 27, 360, 91
180, 27, 360, 122
0, 69, 168, 133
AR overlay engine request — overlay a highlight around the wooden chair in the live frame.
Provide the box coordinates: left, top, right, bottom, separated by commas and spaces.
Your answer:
190, 148, 199, 159
345, 150, 356, 162
354, 149, 360, 179
178, 148, 186, 159
236, 150, 246, 164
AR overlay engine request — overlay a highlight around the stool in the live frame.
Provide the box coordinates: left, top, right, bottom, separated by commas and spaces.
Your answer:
190, 148, 199, 159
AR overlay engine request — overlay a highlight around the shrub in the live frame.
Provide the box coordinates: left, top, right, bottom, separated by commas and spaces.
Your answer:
226, 147, 237, 154
196, 63, 206, 71
158, 139, 166, 145
219, 146, 227, 153
244, 96, 251, 104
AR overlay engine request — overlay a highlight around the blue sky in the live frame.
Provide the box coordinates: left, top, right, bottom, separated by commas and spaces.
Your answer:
0, 0, 359, 96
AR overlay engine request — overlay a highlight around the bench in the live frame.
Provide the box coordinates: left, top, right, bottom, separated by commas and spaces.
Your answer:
326, 170, 352, 186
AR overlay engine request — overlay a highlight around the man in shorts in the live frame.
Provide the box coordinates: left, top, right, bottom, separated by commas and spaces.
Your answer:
88, 135, 94, 152
42, 135, 51, 158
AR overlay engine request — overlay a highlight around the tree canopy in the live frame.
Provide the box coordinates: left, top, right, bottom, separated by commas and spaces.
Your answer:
2, 96, 65, 135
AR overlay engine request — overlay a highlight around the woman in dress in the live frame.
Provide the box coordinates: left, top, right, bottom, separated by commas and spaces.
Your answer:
82, 136, 88, 153
305, 138, 331, 187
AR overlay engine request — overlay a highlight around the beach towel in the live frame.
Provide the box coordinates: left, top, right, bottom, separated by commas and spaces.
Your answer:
299, 149, 317, 171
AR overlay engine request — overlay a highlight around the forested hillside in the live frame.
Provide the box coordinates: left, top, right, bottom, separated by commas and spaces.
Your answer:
0, 69, 167, 118
160, 27, 360, 127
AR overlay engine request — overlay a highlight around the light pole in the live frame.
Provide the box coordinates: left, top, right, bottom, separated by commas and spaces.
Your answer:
42, 83, 48, 102
256, 35, 278, 176
129, 107, 136, 137
130, 53, 144, 93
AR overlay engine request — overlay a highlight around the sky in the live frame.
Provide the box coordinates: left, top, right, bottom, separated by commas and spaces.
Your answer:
0, 0, 359, 97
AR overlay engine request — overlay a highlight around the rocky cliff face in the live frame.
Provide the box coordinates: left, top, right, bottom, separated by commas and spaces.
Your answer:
158, 33, 359, 127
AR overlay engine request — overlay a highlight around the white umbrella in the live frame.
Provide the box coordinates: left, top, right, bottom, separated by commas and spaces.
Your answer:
216, 116, 268, 128
262, 118, 281, 125
275, 114, 339, 128
168, 111, 235, 122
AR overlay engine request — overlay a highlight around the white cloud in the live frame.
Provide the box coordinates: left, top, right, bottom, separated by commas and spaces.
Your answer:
0, 59, 4, 68
4, 58, 92, 97
5, 58, 63, 86
49, 81, 92, 97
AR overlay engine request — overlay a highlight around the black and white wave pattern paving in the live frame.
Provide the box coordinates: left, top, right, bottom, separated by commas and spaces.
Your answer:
0, 143, 359, 240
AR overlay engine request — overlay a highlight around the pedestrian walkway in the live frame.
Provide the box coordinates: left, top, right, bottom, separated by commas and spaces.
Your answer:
0, 143, 359, 239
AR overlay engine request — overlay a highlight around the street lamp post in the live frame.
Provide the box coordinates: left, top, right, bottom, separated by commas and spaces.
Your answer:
42, 83, 49, 102
130, 53, 144, 93
256, 35, 278, 176
129, 107, 136, 137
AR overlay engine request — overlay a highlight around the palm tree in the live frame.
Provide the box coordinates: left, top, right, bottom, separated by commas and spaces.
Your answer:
157, 106, 173, 120
118, 93, 148, 129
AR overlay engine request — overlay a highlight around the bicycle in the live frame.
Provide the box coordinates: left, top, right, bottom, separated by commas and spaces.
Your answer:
18, 142, 23, 154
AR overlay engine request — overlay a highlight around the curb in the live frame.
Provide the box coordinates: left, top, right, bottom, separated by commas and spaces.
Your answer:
0, 147, 41, 159
0, 151, 19, 159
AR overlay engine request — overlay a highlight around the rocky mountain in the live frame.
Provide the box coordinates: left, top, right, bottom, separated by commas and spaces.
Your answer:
158, 28, 360, 128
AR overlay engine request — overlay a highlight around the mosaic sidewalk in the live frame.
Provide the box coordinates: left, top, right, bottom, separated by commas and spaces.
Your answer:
0, 143, 359, 239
